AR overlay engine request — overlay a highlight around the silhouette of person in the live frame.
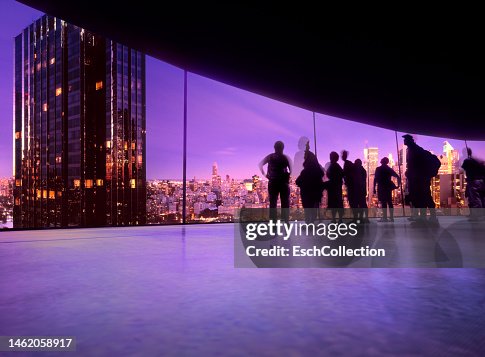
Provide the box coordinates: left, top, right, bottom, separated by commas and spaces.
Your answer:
326, 151, 344, 223
461, 148, 485, 221
458, 147, 468, 174
404, 169, 419, 221
403, 134, 437, 225
341, 150, 357, 220
373, 157, 400, 222
293, 136, 310, 178
296, 142, 324, 223
354, 158, 369, 223
259, 141, 292, 222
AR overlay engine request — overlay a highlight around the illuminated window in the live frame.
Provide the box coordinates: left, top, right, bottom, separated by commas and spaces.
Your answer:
130, 179, 136, 188
106, 140, 111, 148
15, 198, 20, 205
36, 63, 41, 71
34, 53, 37, 59
96, 81, 103, 90
15, 179, 21, 187
85, 179, 93, 188
124, 142, 128, 150
96, 179, 104, 186
56, 87, 62, 96
50, 57, 55, 65
73, 179, 80, 188
49, 190, 55, 199
55, 156, 62, 164
131, 142, 136, 150
15, 131, 21, 139
137, 155, 143, 164
42, 190, 47, 199
36, 189, 41, 198
42, 103, 48, 112
57, 191, 62, 197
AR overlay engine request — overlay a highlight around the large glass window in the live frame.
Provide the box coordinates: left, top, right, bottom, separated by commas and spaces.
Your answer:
186, 74, 313, 223
145, 58, 184, 225
2, 1, 485, 229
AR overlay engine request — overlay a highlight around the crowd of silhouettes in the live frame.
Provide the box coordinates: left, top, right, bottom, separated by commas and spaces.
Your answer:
259, 134, 485, 224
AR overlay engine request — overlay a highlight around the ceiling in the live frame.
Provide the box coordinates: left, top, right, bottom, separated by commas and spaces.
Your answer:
18, 1, 485, 139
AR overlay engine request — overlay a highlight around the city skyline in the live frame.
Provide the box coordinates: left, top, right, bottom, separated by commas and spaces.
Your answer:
1, 1, 485, 183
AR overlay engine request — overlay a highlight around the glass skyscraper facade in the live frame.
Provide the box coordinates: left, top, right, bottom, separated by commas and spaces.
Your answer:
13, 15, 146, 228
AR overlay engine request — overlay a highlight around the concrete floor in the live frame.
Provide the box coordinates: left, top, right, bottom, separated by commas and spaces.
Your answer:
1, 221, 485, 356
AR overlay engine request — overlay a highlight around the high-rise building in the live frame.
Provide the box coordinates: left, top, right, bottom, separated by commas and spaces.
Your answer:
13, 15, 146, 228
442, 141, 460, 174
364, 147, 379, 206
211, 162, 221, 190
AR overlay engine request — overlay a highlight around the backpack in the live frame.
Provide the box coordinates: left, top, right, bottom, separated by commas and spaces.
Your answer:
424, 150, 441, 178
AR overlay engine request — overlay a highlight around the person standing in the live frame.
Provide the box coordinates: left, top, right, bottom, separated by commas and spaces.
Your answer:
342, 150, 357, 221
403, 134, 439, 225
326, 151, 344, 223
373, 157, 400, 222
354, 159, 369, 223
259, 141, 292, 222
461, 148, 485, 221
293, 136, 310, 178
296, 143, 324, 223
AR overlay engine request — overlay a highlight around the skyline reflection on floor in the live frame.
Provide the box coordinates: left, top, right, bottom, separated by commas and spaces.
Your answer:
1, 221, 485, 356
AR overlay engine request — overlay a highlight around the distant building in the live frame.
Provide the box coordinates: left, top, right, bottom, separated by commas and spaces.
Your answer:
211, 162, 222, 190
13, 15, 146, 228
431, 173, 466, 208
364, 147, 379, 206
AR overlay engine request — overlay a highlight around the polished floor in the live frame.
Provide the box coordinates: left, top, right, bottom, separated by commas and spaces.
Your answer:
1, 220, 485, 356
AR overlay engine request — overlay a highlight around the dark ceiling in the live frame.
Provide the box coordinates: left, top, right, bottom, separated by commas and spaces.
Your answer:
18, 1, 485, 139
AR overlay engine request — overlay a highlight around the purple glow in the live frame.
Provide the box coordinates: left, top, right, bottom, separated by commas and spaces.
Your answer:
1, 1, 485, 180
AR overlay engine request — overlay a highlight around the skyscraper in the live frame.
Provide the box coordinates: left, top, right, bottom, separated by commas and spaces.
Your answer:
13, 15, 146, 228
364, 146, 379, 206
211, 162, 221, 190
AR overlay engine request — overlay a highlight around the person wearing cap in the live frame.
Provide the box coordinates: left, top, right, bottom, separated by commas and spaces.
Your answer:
259, 141, 293, 222
403, 134, 438, 225
373, 157, 400, 222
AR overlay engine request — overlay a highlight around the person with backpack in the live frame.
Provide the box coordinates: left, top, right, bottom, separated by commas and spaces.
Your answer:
296, 142, 324, 223
461, 148, 485, 221
403, 134, 440, 225
259, 141, 293, 222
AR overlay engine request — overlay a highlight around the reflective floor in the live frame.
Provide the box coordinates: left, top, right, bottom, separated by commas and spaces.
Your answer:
1, 221, 485, 356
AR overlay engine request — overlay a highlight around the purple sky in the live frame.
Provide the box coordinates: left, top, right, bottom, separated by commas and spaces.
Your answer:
2, 1, 484, 180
